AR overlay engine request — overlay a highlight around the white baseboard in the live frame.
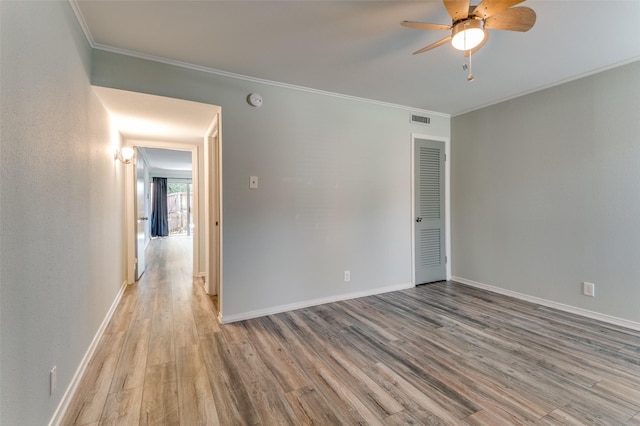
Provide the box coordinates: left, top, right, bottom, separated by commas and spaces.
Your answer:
220, 282, 414, 324
49, 280, 128, 426
193, 274, 205, 286
452, 276, 640, 332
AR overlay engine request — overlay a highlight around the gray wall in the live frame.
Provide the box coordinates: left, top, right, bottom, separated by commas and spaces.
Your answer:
91, 50, 450, 320
0, 2, 126, 424
452, 60, 640, 324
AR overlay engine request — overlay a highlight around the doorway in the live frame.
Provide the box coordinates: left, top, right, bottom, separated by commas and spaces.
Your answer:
93, 86, 222, 316
412, 134, 451, 285
126, 143, 200, 284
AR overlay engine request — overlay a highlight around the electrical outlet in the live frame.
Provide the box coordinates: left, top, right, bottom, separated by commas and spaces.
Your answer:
582, 282, 595, 297
50, 366, 57, 394
344, 270, 351, 282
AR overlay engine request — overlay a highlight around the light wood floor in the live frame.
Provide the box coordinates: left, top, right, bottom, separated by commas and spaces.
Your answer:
63, 236, 640, 425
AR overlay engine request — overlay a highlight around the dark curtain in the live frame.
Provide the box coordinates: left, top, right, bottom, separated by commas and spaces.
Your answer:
151, 177, 169, 237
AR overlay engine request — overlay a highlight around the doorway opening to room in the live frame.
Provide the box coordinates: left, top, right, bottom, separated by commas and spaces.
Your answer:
93, 85, 222, 317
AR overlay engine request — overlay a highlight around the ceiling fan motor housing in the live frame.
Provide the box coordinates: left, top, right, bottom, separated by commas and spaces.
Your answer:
451, 18, 485, 50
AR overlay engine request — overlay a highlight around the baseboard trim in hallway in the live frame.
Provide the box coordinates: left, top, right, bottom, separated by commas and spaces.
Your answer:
49, 280, 128, 426
453, 275, 640, 332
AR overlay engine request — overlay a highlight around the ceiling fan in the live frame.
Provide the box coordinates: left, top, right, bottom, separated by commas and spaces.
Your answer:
402, 0, 536, 56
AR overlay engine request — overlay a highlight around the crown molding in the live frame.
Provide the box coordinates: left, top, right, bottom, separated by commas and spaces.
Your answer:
68, 0, 94, 46
68, 0, 449, 119
94, 43, 451, 118
453, 55, 640, 117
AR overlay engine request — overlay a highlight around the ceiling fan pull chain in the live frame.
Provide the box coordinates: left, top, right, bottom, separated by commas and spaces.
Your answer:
462, 23, 474, 82
466, 49, 474, 82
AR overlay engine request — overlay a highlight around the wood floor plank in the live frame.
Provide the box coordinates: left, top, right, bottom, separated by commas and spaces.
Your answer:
200, 332, 257, 425
104, 289, 136, 335
172, 299, 199, 349
314, 360, 385, 426
386, 328, 552, 422
268, 313, 379, 424
63, 238, 640, 425
225, 338, 299, 423
591, 379, 640, 411
242, 316, 310, 393
629, 411, 640, 425
61, 331, 127, 425
542, 408, 591, 426
367, 362, 466, 424
221, 321, 248, 342
109, 319, 151, 393
274, 310, 408, 421
346, 323, 482, 419
335, 300, 401, 342
462, 405, 528, 425
99, 386, 144, 426
467, 349, 636, 424
284, 386, 344, 424
139, 362, 179, 425
383, 410, 423, 426
175, 344, 218, 425
146, 284, 175, 367
327, 349, 405, 418
191, 285, 220, 336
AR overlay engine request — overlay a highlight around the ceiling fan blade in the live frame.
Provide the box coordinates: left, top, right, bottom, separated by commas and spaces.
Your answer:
413, 35, 452, 55
464, 29, 489, 57
484, 7, 536, 32
401, 21, 451, 31
472, 0, 525, 19
443, 0, 470, 21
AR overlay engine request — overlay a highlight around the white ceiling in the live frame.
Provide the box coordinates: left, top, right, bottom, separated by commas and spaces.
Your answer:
139, 147, 193, 173
93, 86, 218, 144
77, 0, 640, 116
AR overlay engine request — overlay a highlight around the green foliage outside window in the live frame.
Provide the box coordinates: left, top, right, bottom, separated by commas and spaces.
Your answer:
167, 183, 187, 194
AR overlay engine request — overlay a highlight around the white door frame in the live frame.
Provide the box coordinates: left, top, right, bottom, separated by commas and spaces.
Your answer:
124, 140, 201, 284
410, 133, 451, 285
204, 113, 223, 316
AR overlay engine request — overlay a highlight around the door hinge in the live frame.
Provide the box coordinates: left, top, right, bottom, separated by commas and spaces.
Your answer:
444, 154, 447, 162
445, 256, 448, 264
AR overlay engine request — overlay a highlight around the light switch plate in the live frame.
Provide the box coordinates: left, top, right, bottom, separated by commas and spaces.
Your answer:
250, 176, 258, 189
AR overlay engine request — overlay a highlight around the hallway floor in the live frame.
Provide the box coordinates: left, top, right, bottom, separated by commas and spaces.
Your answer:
63, 236, 221, 425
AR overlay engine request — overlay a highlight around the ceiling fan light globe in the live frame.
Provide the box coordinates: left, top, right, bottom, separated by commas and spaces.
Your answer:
451, 20, 484, 51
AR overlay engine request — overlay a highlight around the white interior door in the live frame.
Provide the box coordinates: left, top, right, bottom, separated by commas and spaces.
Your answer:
414, 138, 446, 284
135, 148, 148, 280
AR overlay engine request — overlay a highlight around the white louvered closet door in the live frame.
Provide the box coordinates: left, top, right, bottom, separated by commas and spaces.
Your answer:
414, 139, 446, 285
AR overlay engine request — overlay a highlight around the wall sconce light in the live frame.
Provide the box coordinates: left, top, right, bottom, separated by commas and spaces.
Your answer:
115, 147, 134, 164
